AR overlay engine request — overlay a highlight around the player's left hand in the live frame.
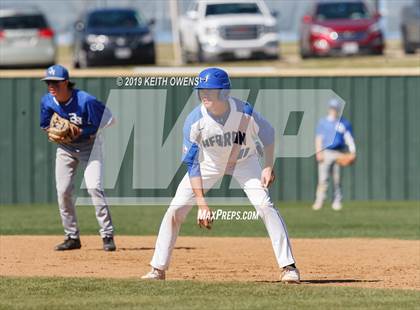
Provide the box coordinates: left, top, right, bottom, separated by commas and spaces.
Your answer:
196, 198, 213, 230
261, 167, 275, 188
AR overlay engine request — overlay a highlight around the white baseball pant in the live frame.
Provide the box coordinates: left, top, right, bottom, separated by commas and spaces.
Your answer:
150, 155, 296, 270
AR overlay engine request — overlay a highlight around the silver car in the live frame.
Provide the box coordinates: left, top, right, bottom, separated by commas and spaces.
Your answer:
0, 7, 56, 67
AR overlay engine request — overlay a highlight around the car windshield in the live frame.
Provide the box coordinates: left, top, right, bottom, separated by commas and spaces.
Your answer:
205, 3, 261, 16
0, 14, 47, 29
315, 2, 370, 20
88, 11, 142, 28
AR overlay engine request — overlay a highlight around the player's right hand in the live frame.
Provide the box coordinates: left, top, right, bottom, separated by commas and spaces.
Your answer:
316, 152, 324, 162
197, 199, 213, 230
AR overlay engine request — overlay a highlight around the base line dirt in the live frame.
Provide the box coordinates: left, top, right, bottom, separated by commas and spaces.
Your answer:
1, 236, 418, 290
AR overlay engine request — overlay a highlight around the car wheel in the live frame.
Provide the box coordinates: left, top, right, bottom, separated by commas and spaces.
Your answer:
78, 50, 89, 68
300, 49, 311, 59
299, 42, 310, 59
196, 39, 205, 63
179, 35, 191, 64
266, 54, 279, 60
371, 49, 384, 56
144, 54, 156, 65
402, 27, 416, 54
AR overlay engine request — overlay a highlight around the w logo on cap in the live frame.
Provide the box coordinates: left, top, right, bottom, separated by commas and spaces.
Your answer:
48, 67, 56, 76
199, 76, 209, 83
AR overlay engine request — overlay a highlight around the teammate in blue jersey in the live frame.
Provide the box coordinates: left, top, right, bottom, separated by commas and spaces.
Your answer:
313, 99, 357, 211
142, 68, 300, 283
39, 65, 116, 251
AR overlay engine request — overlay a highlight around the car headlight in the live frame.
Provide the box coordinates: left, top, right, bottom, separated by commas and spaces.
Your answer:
368, 22, 381, 33
205, 26, 218, 36
140, 33, 153, 44
86, 34, 109, 44
310, 24, 333, 36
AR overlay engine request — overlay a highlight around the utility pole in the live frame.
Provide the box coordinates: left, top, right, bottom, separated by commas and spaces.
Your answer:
169, 0, 182, 65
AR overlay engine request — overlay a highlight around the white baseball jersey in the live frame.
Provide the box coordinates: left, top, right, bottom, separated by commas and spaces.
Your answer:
182, 97, 274, 176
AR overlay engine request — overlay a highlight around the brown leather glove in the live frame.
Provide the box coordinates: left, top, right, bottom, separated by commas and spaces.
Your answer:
336, 153, 356, 166
47, 113, 81, 143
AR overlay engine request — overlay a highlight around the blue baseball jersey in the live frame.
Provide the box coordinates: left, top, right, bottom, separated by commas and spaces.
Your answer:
182, 97, 274, 177
316, 116, 355, 152
40, 89, 112, 143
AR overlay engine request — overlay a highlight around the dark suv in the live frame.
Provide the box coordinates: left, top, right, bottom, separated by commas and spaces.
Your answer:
73, 8, 155, 67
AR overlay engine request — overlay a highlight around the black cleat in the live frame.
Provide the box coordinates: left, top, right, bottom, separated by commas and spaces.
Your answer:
103, 237, 116, 251
55, 238, 81, 251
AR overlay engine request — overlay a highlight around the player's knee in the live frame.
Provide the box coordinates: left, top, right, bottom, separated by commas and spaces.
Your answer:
255, 202, 274, 216
167, 207, 188, 224
87, 188, 104, 197
317, 183, 328, 191
56, 186, 73, 198
258, 202, 274, 210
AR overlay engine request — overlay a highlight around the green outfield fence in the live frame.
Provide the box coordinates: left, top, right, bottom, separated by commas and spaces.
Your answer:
0, 75, 419, 204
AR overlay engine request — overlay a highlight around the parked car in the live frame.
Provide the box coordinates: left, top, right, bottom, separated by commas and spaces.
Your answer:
0, 7, 56, 67
401, 0, 420, 54
73, 8, 155, 67
179, 0, 279, 63
299, 0, 384, 58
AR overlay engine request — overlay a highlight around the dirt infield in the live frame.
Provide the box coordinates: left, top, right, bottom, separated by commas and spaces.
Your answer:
1, 236, 418, 290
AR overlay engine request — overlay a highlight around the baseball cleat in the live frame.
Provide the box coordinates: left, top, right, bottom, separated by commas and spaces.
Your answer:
102, 237, 116, 251
312, 202, 323, 210
332, 202, 343, 211
141, 268, 166, 280
55, 238, 81, 251
281, 266, 300, 283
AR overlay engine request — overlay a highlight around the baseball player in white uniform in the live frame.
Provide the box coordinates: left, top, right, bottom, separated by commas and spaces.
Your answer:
40, 65, 116, 251
142, 68, 300, 283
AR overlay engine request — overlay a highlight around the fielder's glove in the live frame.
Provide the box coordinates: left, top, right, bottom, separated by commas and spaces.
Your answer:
47, 113, 81, 144
336, 153, 356, 167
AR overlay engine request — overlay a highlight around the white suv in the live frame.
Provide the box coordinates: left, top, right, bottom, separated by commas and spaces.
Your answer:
179, 0, 279, 62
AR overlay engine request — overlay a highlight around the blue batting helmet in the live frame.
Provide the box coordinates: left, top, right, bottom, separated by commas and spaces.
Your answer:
195, 67, 231, 89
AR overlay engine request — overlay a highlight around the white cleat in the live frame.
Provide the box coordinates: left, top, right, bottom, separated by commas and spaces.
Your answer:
312, 202, 323, 210
281, 266, 300, 284
332, 202, 343, 211
141, 268, 166, 280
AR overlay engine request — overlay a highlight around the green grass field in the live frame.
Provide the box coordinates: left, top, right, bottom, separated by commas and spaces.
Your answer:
1, 277, 419, 310
0, 201, 418, 239
1, 201, 419, 309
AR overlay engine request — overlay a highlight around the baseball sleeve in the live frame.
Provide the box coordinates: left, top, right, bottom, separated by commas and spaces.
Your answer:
39, 96, 54, 129
182, 118, 201, 177
252, 110, 275, 146
82, 99, 112, 138
343, 121, 356, 154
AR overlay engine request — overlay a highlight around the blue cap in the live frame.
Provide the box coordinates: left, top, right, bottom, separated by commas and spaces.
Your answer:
328, 98, 342, 110
195, 67, 231, 89
41, 65, 69, 81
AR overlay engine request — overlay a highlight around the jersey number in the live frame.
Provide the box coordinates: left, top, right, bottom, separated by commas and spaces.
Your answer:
69, 113, 83, 125
237, 147, 250, 160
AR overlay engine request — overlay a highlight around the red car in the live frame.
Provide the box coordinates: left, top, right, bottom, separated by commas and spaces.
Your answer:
299, 0, 384, 58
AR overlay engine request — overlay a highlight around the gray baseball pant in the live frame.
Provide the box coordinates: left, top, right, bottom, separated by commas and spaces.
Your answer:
314, 149, 343, 205
55, 143, 114, 239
